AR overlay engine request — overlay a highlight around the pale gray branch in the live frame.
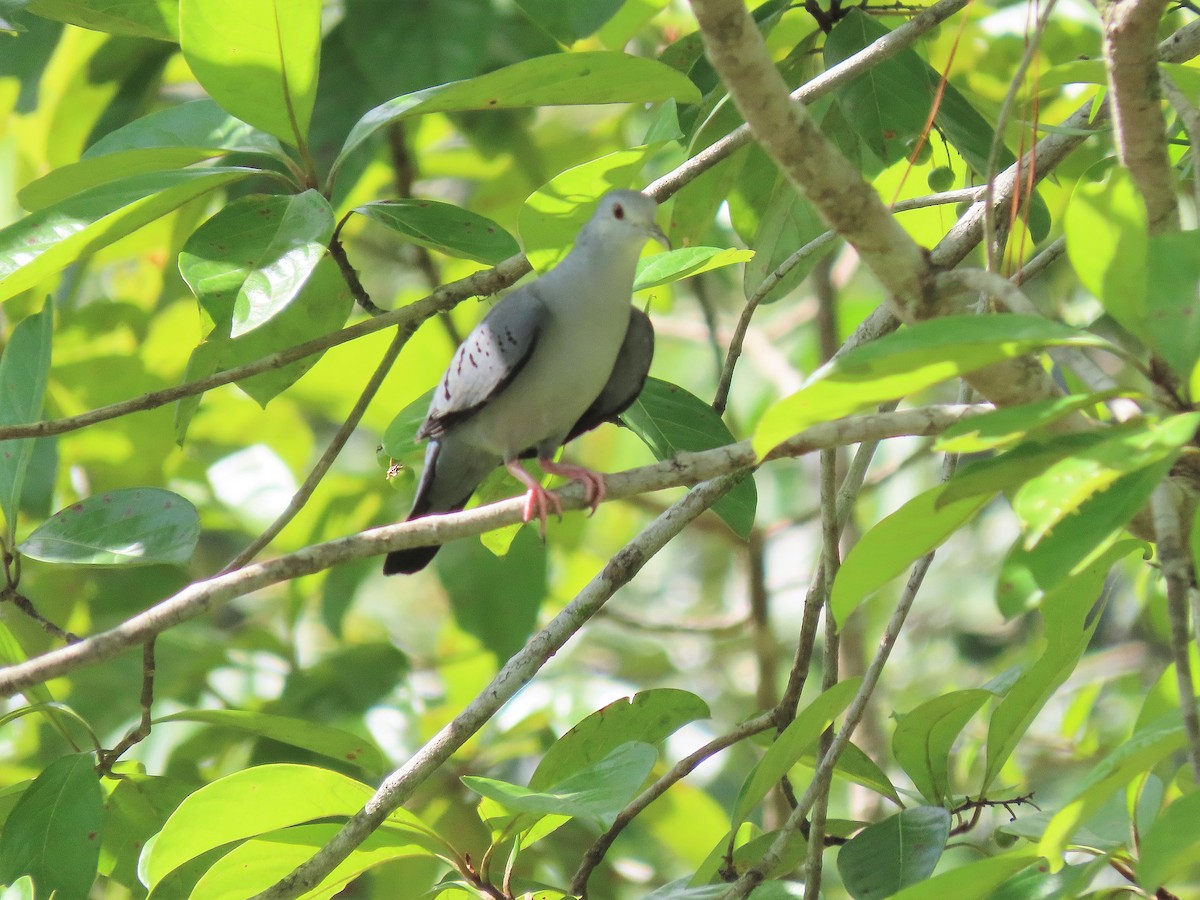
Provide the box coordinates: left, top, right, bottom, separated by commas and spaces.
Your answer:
0, 403, 990, 699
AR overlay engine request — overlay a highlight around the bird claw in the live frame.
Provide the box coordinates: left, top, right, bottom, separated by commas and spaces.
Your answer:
521, 484, 563, 539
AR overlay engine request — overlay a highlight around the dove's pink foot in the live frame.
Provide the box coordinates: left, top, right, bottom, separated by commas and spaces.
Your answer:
504, 458, 607, 537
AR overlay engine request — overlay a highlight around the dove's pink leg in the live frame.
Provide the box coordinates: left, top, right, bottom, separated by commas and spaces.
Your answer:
504, 458, 607, 537
505, 459, 563, 538
538, 458, 606, 515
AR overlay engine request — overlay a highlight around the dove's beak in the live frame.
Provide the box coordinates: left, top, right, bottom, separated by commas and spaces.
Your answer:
649, 223, 672, 251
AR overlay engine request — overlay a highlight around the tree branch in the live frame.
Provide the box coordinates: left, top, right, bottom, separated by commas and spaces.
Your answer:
0, 403, 990, 698
1103, 0, 1179, 233
252, 471, 749, 900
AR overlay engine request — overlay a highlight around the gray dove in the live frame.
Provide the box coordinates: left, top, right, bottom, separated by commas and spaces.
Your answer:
384, 190, 668, 575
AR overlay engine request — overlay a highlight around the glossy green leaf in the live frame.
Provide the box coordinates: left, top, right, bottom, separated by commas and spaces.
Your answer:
531, 689, 710, 790
892, 689, 992, 805
1145, 231, 1200, 377
514, 0, 624, 44
984, 541, 1140, 789
100, 775, 194, 891
1012, 413, 1199, 546
176, 254, 353, 436
1065, 165, 1150, 342
731, 677, 861, 830
837, 806, 951, 900
0, 167, 255, 304
356, 199, 520, 265
335, 52, 702, 176
797, 740, 902, 806
179, 190, 335, 338
19, 100, 287, 210
934, 392, 1122, 453
24, 0, 177, 40
188, 823, 440, 900
742, 184, 833, 304
1039, 712, 1188, 867
831, 484, 991, 626
18, 487, 199, 566
753, 315, 1107, 457
890, 853, 1038, 900
0, 753, 103, 900
634, 246, 754, 292
154, 709, 386, 774
998, 465, 1163, 616
1136, 789, 1200, 891
463, 742, 657, 829
381, 389, 433, 462
144, 763, 445, 886
0, 300, 51, 534
0, 876, 34, 900
179, 0, 321, 148
622, 377, 757, 538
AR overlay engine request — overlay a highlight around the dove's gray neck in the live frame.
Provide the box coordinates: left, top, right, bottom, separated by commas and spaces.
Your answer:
546, 228, 643, 300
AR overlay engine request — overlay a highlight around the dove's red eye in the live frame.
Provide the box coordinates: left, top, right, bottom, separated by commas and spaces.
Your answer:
612, 203, 625, 220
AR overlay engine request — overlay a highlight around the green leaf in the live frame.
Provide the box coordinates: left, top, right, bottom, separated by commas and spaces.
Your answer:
753, 315, 1107, 457
621, 377, 757, 538
0, 876, 34, 900
381, 389, 433, 462
998, 466, 1163, 616
0, 299, 52, 534
0, 167, 255, 304
837, 806, 951, 900
892, 689, 992, 806
143, 763, 445, 886
23, 0, 177, 40
1136, 790, 1200, 891
100, 775, 195, 891
179, 190, 335, 338
1039, 713, 1189, 867
796, 740, 902, 807
934, 392, 1123, 453
187, 823, 440, 900
335, 52, 702, 177
831, 483, 991, 626
463, 742, 657, 829
743, 184, 834, 304
1011, 413, 1199, 546
153, 710, 386, 774
179, 0, 321, 148
356, 199, 520, 265
634, 246, 754, 292
1065, 164, 1150, 343
824, 12, 931, 166
890, 853, 1039, 900
0, 753, 103, 900
731, 677, 862, 831
1145, 231, 1200, 378
18, 487, 199, 566
514, 0, 624, 44
176, 254, 353, 436
984, 541, 1141, 789
19, 100, 287, 210
531, 689, 711, 790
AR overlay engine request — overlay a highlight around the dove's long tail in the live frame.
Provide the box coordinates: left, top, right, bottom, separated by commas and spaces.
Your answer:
384, 439, 498, 575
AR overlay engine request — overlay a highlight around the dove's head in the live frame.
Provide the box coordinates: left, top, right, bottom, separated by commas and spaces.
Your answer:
585, 190, 671, 252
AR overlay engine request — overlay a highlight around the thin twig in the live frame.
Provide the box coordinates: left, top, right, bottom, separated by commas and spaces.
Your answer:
220, 326, 411, 572
569, 712, 776, 897
1151, 482, 1200, 780
96, 639, 156, 776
